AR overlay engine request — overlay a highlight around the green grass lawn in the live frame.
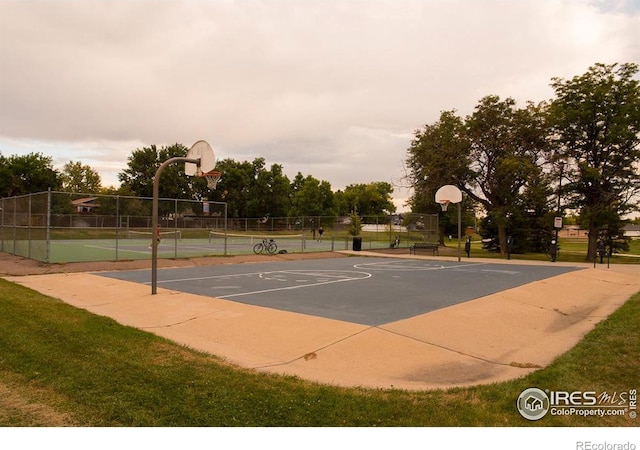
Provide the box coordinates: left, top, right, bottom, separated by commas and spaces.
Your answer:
0, 278, 638, 427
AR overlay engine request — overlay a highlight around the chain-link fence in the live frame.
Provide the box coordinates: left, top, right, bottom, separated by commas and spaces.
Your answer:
1, 191, 438, 263
1, 191, 227, 263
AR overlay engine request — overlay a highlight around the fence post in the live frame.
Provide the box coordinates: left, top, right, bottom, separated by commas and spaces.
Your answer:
12, 197, 16, 255
115, 196, 119, 260
0, 198, 3, 252
46, 189, 51, 263
28, 194, 32, 259
224, 203, 228, 256
174, 198, 178, 259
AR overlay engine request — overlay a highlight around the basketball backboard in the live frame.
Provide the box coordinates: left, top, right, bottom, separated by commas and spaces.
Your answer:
185, 140, 216, 176
435, 185, 462, 205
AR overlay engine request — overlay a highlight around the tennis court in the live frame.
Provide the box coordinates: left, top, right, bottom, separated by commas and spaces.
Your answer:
36, 232, 392, 263
99, 256, 582, 326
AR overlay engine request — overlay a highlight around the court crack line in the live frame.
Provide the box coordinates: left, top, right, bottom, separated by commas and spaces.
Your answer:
139, 308, 230, 329
376, 326, 515, 367
251, 326, 374, 370
251, 324, 515, 370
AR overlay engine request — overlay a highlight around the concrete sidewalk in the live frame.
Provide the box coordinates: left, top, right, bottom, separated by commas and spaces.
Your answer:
6, 253, 640, 390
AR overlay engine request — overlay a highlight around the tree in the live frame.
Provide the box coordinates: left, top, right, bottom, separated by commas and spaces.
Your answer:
407, 97, 551, 256
118, 144, 195, 200
289, 173, 335, 217
208, 158, 292, 219
405, 110, 474, 244
516, 170, 556, 253
0, 152, 61, 197
405, 110, 471, 213
346, 209, 363, 236
245, 158, 291, 218
549, 62, 640, 260
335, 182, 396, 216
60, 161, 102, 193
463, 96, 551, 257
208, 158, 254, 218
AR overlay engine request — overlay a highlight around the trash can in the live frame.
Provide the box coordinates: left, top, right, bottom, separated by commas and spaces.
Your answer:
352, 237, 362, 251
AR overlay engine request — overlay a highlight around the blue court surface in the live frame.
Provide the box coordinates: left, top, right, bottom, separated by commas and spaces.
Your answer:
98, 257, 582, 326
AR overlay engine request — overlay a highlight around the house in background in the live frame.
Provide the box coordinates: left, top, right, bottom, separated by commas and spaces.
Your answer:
558, 225, 588, 238
623, 224, 640, 239
71, 197, 99, 214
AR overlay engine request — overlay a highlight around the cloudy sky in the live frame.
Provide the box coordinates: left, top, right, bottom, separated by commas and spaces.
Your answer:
1, 0, 639, 210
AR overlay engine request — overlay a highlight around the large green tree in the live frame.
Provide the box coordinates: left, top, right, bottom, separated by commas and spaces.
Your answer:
465, 97, 551, 256
246, 158, 291, 218
289, 173, 335, 217
407, 97, 552, 256
0, 152, 61, 197
208, 158, 254, 218
549, 62, 640, 260
208, 158, 291, 219
60, 161, 102, 193
405, 111, 474, 243
334, 182, 396, 216
118, 144, 194, 200
406, 110, 471, 213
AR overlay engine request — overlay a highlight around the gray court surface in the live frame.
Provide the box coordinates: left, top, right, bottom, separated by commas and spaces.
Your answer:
98, 257, 582, 326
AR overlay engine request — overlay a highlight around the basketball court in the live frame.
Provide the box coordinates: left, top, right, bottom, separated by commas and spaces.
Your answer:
98, 256, 580, 326
8, 251, 640, 390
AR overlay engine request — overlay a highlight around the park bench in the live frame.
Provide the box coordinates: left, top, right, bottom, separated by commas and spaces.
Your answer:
409, 242, 439, 256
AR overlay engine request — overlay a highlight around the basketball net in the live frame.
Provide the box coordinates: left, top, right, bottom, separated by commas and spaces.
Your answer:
201, 170, 222, 190
439, 200, 451, 212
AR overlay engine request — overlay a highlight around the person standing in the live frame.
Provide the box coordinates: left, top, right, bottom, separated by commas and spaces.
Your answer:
549, 239, 558, 262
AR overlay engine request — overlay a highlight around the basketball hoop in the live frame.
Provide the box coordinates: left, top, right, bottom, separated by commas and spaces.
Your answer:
439, 200, 451, 212
201, 170, 223, 190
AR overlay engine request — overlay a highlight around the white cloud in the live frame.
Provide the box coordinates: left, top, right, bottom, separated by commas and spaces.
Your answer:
1, 0, 638, 209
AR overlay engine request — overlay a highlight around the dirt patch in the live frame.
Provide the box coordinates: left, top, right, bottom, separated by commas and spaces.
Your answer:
0, 251, 349, 277
0, 381, 77, 426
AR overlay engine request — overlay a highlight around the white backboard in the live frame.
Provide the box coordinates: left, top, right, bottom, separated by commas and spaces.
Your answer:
435, 185, 463, 204
185, 140, 216, 176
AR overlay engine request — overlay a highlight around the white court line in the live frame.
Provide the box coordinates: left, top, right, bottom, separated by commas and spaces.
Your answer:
466, 268, 520, 275
150, 270, 370, 285
83, 245, 150, 255
148, 269, 372, 298
219, 272, 372, 298
354, 261, 521, 275
84, 244, 199, 256
150, 272, 257, 284
353, 261, 487, 271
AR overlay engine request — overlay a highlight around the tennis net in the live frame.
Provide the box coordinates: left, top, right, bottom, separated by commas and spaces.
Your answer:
126, 230, 182, 240
208, 231, 303, 245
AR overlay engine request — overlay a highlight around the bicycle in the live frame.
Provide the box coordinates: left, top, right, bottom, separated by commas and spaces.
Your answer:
253, 238, 278, 255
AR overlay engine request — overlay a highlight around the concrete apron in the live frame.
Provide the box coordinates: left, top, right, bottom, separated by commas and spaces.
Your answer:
6, 255, 640, 391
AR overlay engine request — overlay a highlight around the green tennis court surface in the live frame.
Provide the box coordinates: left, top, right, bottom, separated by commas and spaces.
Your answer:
36, 235, 390, 263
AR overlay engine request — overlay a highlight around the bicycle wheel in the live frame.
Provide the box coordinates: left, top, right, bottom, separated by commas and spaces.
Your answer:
267, 241, 278, 254
253, 243, 264, 254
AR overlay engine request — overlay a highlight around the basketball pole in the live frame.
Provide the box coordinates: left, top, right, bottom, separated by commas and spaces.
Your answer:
457, 201, 462, 262
151, 156, 200, 295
